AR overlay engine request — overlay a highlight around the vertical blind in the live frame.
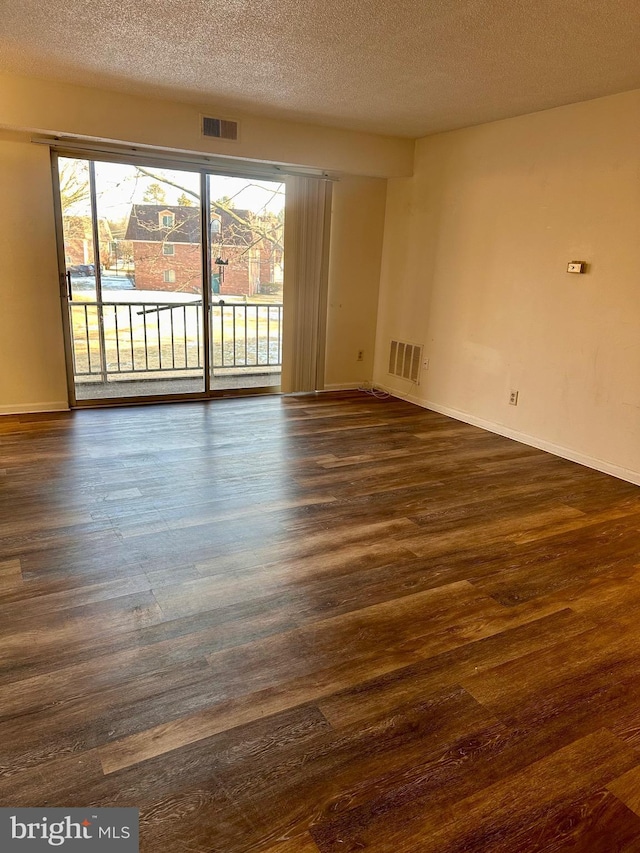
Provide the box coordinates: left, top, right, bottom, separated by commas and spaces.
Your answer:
281, 176, 333, 393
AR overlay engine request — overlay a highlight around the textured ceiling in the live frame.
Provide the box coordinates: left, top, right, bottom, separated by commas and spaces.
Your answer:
1, 0, 639, 138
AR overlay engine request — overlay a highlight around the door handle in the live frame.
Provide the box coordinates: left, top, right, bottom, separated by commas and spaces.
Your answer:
66, 270, 72, 301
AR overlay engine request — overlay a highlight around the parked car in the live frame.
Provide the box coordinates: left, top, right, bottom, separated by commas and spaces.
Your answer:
67, 264, 95, 277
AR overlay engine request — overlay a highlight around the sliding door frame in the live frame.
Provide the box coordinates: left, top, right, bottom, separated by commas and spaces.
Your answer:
51, 146, 286, 408
53, 149, 213, 407
51, 152, 79, 407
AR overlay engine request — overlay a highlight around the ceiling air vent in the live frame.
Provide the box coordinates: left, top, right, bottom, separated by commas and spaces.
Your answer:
388, 339, 422, 384
202, 116, 239, 141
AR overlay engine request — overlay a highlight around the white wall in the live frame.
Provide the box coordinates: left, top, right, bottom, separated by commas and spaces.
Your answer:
374, 88, 640, 482
0, 71, 413, 179
0, 133, 68, 413
325, 175, 387, 389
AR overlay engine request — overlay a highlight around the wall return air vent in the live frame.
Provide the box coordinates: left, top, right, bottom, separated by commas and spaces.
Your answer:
202, 116, 239, 141
388, 340, 422, 384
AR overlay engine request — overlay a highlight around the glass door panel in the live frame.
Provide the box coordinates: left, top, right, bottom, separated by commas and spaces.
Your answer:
57, 157, 286, 404
58, 157, 104, 384
207, 175, 285, 392
58, 157, 206, 401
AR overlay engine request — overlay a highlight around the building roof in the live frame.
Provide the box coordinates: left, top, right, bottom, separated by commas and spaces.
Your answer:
125, 205, 200, 243
125, 204, 254, 246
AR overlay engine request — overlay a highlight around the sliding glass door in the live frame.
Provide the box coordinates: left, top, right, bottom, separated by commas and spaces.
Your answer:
55, 154, 285, 404
207, 174, 284, 392
58, 157, 205, 401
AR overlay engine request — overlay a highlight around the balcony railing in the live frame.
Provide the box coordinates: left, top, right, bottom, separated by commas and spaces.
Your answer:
69, 300, 283, 378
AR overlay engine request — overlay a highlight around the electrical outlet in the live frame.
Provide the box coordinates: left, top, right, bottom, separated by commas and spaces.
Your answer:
357, 350, 364, 362
509, 390, 519, 406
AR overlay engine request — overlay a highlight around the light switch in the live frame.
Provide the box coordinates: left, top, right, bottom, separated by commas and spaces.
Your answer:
567, 262, 585, 274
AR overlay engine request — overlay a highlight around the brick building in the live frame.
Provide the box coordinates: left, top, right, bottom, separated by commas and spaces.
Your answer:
125, 204, 282, 296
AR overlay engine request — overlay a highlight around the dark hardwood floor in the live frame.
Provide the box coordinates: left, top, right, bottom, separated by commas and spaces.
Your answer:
3, 390, 640, 851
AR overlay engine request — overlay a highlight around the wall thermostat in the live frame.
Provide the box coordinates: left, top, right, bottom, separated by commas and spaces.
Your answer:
567, 261, 586, 274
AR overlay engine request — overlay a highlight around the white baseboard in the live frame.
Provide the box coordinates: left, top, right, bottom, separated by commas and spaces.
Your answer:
0, 401, 69, 416
374, 382, 640, 487
322, 383, 361, 391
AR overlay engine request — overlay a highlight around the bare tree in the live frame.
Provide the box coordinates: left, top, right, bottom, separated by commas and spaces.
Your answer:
58, 158, 90, 213
134, 166, 284, 253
